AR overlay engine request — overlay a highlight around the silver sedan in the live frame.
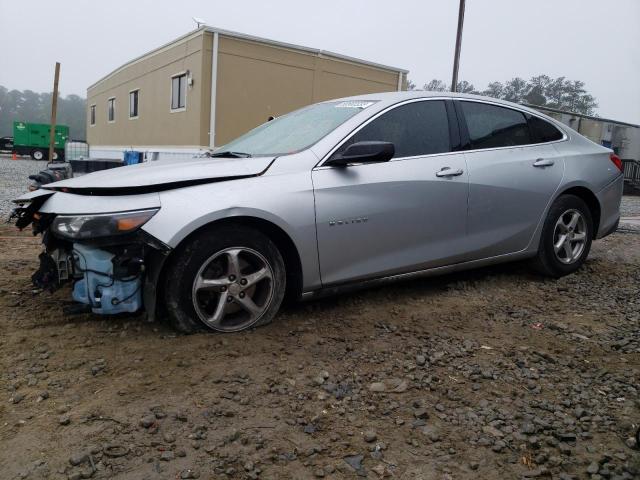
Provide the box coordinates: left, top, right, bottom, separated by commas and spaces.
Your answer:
13, 92, 624, 333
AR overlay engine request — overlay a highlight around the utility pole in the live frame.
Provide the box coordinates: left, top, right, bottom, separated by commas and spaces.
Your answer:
450, 0, 466, 92
48, 62, 60, 162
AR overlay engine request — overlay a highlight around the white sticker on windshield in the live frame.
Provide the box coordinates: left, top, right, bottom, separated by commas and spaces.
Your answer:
335, 101, 375, 109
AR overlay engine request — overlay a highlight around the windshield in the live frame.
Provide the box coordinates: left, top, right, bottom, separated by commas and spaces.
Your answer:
215, 100, 377, 157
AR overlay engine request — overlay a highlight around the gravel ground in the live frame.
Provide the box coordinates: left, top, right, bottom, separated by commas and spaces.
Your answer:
1, 234, 640, 479
1, 156, 639, 480
0, 155, 47, 217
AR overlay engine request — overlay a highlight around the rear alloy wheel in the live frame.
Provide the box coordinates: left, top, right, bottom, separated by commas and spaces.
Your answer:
533, 194, 593, 277
31, 149, 45, 160
552, 209, 587, 264
163, 225, 286, 333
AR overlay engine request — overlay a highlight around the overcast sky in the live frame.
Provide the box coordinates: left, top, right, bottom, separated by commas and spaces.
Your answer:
1, 0, 638, 124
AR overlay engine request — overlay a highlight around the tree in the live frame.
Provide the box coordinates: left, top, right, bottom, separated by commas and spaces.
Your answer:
482, 82, 504, 99
544, 76, 567, 109
502, 77, 529, 103
423, 79, 448, 92
406, 79, 417, 91
0, 86, 86, 140
455, 80, 478, 94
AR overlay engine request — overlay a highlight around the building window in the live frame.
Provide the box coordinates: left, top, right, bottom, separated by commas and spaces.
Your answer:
171, 73, 187, 110
129, 90, 139, 118
107, 98, 115, 122
90, 105, 96, 126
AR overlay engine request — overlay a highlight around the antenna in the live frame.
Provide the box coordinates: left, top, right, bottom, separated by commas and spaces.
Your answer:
192, 17, 206, 29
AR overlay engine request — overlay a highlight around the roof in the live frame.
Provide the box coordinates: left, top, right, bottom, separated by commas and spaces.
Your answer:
330, 90, 552, 112
333, 91, 640, 130
203, 26, 408, 74
89, 26, 408, 90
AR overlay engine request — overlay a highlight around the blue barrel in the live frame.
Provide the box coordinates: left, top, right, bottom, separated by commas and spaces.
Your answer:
124, 150, 141, 165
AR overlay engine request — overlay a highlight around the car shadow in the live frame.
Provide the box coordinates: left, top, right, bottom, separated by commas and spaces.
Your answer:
281, 259, 546, 317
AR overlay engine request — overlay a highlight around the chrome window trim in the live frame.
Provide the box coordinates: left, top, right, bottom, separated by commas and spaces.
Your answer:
315, 97, 453, 169
456, 99, 569, 152
315, 96, 569, 170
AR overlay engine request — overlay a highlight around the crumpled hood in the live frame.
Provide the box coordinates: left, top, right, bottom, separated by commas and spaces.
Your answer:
42, 156, 276, 195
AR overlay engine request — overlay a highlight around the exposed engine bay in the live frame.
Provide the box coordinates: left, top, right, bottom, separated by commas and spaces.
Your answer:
11, 194, 170, 318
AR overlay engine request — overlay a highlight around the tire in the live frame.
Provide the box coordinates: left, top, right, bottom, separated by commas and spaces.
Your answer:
162, 225, 286, 333
533, 194, 593, 277
31, 149, 45, 161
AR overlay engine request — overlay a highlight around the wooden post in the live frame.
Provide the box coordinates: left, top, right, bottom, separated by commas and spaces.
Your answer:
450, 0, 466, 92
48, 62, 61, 162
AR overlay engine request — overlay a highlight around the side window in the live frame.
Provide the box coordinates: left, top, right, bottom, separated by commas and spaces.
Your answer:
461, 101, 531, 149
334, 100, 450, 159
527, 115, 564, 143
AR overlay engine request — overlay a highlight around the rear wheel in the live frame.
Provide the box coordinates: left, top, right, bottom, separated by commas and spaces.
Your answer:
31, 149, 45, 161
533, 194, 593, 277
163, 225, 286, 333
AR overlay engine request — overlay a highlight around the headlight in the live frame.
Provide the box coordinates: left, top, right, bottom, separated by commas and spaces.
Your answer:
51, 209, 159, 240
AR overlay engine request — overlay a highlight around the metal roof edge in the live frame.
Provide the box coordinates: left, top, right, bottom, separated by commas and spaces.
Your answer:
88, 26, 409, 92
87, 28, 207, 91
523, 103, 639, 129
205, 26, 408, 74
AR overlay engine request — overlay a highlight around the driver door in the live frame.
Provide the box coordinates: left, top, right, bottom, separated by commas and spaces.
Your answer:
312, 99, 469, 286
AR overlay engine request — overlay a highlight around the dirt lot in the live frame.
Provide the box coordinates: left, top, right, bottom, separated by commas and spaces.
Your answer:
1, 222, 639, 480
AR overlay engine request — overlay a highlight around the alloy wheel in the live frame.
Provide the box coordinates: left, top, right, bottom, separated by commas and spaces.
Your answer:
191, 247, 274, 332
553, 209, 587, 264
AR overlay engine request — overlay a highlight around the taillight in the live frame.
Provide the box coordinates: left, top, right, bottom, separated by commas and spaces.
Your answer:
610, 153, 623, 172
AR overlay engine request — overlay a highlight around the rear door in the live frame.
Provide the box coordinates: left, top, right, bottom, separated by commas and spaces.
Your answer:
312, 99, 469, 286
456, 100, 565, 259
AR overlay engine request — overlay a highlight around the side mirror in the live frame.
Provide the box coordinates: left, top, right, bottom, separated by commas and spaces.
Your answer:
325, 141, 395, 167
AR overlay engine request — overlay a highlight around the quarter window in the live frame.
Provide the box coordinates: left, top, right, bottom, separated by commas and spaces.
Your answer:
527, 115, 564, 143
90, 105, 96, 126
107, 98, 115, 122
129, 90, 139, 118
171, 74, 187, 110
335, 100, 450, 159
461, 101, 530, 149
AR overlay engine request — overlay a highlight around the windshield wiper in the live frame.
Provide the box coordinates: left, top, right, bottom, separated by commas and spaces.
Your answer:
209, 151, 252, 158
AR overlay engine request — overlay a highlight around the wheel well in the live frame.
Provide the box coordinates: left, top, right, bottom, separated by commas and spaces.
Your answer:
166, 217, 304, 302
558, 186, 601, 237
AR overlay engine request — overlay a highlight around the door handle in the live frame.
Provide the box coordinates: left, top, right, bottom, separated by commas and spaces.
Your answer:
436, 167, 464, 177
533, 158, 554, 167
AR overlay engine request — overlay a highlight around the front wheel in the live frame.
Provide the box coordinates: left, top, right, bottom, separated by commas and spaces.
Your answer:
163, 225, 286, 333
533, 194, 593, 277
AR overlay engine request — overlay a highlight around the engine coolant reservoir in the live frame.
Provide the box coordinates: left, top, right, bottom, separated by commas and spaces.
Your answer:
72, 244, 142, 314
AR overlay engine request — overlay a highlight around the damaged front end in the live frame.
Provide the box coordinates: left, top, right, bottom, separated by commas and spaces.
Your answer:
12, 192, 170, 319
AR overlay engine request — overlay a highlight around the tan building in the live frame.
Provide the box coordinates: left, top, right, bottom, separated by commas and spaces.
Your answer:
87, 27, 408, 160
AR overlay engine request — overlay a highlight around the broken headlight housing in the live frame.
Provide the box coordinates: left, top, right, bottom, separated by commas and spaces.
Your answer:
51, 209, 159, 240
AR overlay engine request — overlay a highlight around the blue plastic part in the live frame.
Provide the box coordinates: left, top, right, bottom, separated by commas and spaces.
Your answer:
123, 150, 141, 166
71, 244, 142, 314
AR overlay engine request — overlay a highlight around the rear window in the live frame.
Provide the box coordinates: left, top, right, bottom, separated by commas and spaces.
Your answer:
461, 101, 531, 149
527, 115, 564, 143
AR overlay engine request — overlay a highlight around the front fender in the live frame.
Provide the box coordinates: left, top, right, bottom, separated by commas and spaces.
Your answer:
142, 173, 321, 291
